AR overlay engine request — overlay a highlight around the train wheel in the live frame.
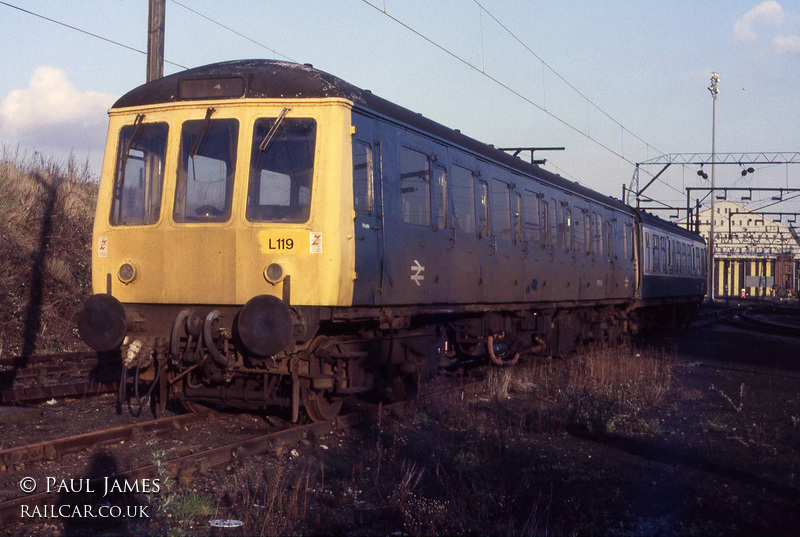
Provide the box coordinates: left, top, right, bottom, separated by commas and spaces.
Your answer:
305, 392, 343, 422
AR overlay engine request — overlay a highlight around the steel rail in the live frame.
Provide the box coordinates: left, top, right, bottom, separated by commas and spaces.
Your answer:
0, 413, 206, 470
0, 381, 119, 404
1, 361, 118, 381
727, 309, 800, 338
0, 352, 100, 368
0, 379, 486, 526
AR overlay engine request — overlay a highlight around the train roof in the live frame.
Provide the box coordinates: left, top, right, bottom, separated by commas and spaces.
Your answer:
114, 59, 633, 214
635, 208, 706, 243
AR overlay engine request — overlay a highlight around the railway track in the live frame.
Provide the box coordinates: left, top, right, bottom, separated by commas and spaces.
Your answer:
0, 351, 100, 368
692, 304, 745, 328
0, 378, 486, 527
0, 351, 120, 404
0, 413, 206, 470
722, 305, 800, 337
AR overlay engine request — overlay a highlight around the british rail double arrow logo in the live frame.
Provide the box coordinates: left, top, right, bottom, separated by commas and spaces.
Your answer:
410, 260, 425, 286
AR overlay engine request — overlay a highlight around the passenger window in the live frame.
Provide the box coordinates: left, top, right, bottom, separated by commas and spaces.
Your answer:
623, 225, 629, 260
247, 117, 316, 223
452, 165, 476, 234
645, 232, 650, 272
400, 147, 431, 226
478, 180, 489, 238
523, 191, 540, 244
661, 237, 667, 273
556, 204, 564, 249
541, 201, 550, 246
550, 199, 558, 248
572, 210, 582, 252
630, 225, 635, 261
597, 214, 604, 257
174, 116, 238, 223
670, 240, 674, 273
434, 166, 448, 230
353, 141, 373, 216
585, 213, 592, 253
491, 179, 511, 241
110, 120, 168, 226
513, 192, 523, 245
653, 235, 660, 273
565, 207, 573, 251
680, 243, 685, 274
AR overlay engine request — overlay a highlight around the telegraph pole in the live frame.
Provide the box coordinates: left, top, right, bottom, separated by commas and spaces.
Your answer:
147, 0, 165, 82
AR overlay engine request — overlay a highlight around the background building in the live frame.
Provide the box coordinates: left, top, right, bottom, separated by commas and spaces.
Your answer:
687, 200, 800, 298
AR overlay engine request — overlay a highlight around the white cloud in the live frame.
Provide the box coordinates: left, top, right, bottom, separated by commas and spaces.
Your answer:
774, 34, 800, 52
0, 66, 117, 154
734, 1, 800, 54
734, 1, 785, 42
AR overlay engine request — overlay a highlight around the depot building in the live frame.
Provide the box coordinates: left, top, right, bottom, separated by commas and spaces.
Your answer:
688, 200, 800, 298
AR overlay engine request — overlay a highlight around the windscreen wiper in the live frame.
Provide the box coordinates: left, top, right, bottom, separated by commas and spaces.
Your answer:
189, 107, 216, 181
119, 113, 145, 172
255, 107, 291, 165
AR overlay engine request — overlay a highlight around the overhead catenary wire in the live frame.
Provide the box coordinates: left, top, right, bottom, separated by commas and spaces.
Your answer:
359, 0, 635, 167
165, 0, 666, 191
359, 0, 680, 195
168, 0, 298, 63
470, 1, 692, 200
472, 0, 663, 157
3, 0, 682, 197
0, 1, 188, 70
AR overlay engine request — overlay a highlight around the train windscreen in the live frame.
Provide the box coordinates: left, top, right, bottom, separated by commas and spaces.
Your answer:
110, 119, 168, 226
173, 115, 239, 223
246, 118, 317, 223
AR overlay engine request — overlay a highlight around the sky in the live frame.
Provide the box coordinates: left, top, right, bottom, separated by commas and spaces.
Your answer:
1, 0, 798, 218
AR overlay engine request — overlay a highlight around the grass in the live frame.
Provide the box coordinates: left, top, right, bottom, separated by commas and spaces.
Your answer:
135, 344, 798, 536
704, 381, 778, 447
140, 346, 677, 537
233, 463, 315, 536
0, 145, 97, 358
484, 347, 675, 435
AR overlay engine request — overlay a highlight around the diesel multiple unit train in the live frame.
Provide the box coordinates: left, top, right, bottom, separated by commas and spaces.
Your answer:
77, 60, 706, 421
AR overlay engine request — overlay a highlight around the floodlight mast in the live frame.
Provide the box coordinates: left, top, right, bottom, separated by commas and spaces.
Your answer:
708, 72, 720, 301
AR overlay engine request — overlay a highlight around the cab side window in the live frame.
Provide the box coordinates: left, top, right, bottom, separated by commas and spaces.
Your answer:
353, 141, 373, 216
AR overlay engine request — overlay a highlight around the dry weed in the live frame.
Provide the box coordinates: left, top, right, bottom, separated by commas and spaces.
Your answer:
507, 348, 675, 434
0, 146, 96, 356
235, 464, 314, 536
